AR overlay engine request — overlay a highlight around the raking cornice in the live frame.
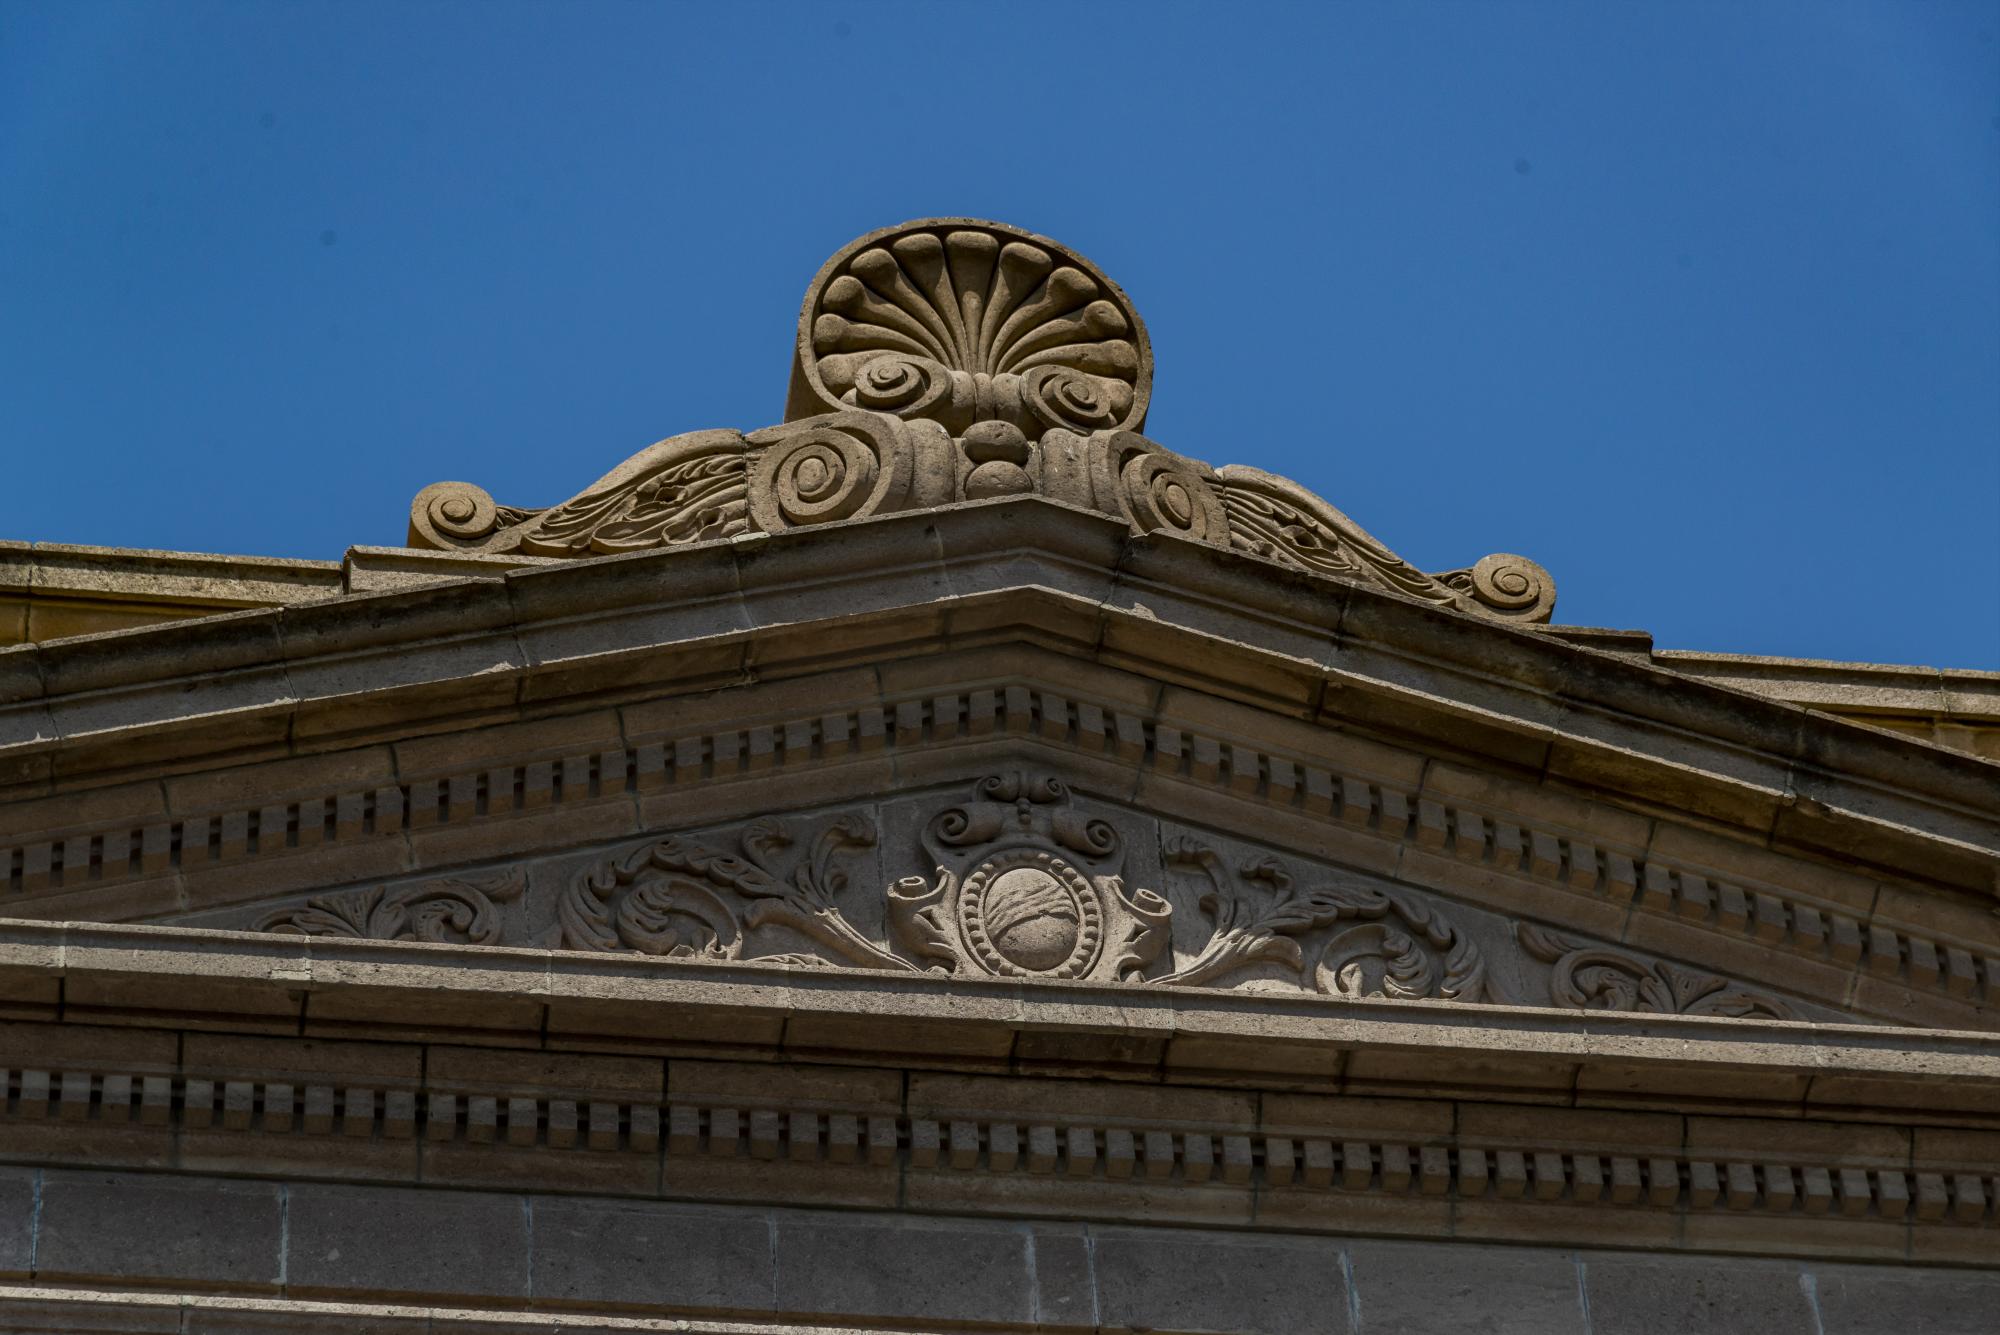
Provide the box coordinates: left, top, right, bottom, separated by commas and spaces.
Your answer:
1, 501, 1995, 901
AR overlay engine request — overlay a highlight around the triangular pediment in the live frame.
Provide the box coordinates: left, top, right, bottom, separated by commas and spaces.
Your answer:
148, 751, 1871, 1029
1, 215, 1993, 1043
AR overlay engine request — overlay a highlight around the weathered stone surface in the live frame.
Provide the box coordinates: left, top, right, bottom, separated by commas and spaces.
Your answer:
284, 1184, 530, 1302
1091, 1227, 1351, 1335
1811, 1263, 2000, 1334
34, 1172, 282, 1291
1582, 1255, 1820, 1335
530, 1198, 772, 1314
772, 1214, 1038, 1327
1348, 1240, 1585, 1335
0, 1168, 36, 1278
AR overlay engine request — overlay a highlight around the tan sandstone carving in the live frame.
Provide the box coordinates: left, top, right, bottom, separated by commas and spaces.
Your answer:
258, 867, 526, 946
1520, 924, 1795, 1019
407, 217, 1556, 623
886, 772, 1172, 982
555, 815, 904, 971
1162, 843, 1489, 999
240, 772, 1828, 1021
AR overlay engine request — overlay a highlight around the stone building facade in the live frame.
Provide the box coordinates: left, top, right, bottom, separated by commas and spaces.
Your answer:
0, 218, 1994, 1333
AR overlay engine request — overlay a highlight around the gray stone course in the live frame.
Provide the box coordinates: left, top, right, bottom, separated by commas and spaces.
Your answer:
0, 1170, 1996, 1331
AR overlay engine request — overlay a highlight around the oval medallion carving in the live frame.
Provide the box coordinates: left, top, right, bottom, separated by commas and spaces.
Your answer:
957, 849, 1104, 978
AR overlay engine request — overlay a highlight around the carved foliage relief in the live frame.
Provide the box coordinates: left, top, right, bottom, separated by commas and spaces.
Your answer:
238, 774, 1807, 1020
404, 216, 1559, 624
1159, 842, 1489, 1001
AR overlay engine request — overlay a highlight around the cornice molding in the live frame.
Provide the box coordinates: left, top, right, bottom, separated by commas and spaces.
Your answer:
4, 919, 1999, 1111
1, 502, 1994, 898
0, 649, 1996, 1025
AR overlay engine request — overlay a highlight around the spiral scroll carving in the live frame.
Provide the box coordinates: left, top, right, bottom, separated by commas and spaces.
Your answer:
408, 482, 542, 551
746, 412, 948, 533
788, 219, 1149, 441
1521, 926, 1794, 1019
1216, 466, 1558, 624
1114, 443, 1227, 545
1434, 553, 1557, 624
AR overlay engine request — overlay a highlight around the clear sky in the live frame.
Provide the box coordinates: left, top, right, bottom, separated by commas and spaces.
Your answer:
3, 2, 1995, 668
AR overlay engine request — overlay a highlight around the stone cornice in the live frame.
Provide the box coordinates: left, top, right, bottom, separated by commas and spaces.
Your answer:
0, 499, 1994, 899
0, 919, 1995, 1281
5, 919, 1998, 1117
0, 678, 1991, 1025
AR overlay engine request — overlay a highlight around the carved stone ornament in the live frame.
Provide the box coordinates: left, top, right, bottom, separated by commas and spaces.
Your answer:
1162, 843, 1490, 1000
258, 867, 526, 946
545, 774, 1174, 982
1520, 924, 1795, 1019
886, 773, 1171, 982
243, 780, 1821, 1021
407, 217, 1556, 623
554, 814, 908, 972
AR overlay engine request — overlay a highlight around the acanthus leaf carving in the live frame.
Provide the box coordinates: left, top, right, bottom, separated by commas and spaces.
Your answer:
1160, 846, 1488, 1001
1215, 465, 1554, 623
259, 867, 525, 947
734, 814, 913, 972
408, 430, 750, 557
1520, 925, 1795, 1019
556, 815, 907, 972
405, 218, 1556, 628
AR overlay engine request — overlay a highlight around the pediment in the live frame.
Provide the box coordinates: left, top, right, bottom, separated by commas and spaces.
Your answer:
153, 760, 1863, 1028
1, 215, 1993, 1045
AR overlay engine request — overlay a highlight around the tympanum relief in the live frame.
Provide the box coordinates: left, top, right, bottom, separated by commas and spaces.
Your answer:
406, 217, 1555, 624
228, 772, 1816, 1021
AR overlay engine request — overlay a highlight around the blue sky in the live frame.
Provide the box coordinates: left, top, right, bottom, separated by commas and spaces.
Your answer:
3, 2, 1995, 668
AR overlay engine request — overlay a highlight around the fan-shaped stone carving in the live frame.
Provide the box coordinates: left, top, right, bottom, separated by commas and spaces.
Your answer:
786, 218, 1151, 442
404, 216, 1555, 625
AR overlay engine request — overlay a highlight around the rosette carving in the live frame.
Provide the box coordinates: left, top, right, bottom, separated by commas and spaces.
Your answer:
1160, 847, 1487, 1000
788, 219, 1149, 441
258, 868, 525, 946
745, 412, 950, 533
1521, 926, 1794, 1019
1216, 466, 1558, 624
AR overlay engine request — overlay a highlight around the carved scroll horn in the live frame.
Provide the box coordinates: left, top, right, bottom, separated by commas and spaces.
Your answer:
1434, 553, 1557, 624
409, 481, 507, 550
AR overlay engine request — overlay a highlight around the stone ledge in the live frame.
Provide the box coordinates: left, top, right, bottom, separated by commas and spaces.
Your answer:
0, 541, 345, 647
2, 920, 1997, 1113
0, 501, 1993, 901
1, 659, 1991, 1027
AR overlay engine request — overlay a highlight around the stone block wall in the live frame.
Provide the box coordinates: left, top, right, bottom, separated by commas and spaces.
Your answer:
2, 1167, 1996, 1332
